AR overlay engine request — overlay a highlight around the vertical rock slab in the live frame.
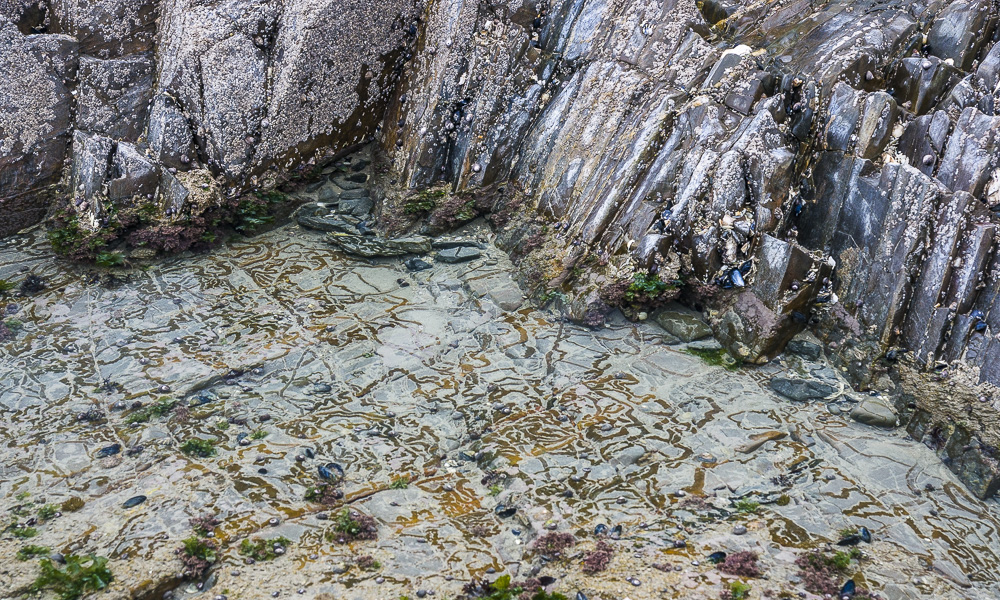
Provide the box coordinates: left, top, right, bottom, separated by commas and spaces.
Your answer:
49, 0, 159, 58
76, 52, 154, 142
900, 191, 971, 364
936, 107, 1000, 198
0, 23, 75, 236
926, 0, 997, 71
834, 164, 945, 347
256, 0, 417, 177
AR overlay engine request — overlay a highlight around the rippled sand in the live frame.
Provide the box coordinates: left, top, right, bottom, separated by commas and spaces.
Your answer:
1, 223, 997, 600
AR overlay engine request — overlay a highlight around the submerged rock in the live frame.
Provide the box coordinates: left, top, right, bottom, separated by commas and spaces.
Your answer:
770, 376, 838, 402
327, 234, 431, 257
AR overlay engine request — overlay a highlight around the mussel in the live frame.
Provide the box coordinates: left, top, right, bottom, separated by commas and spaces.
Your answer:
123, 495, 147, 508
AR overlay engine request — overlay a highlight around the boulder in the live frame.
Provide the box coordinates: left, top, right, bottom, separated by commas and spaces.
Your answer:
850, 398, 898, 428
652, 303, 713, 342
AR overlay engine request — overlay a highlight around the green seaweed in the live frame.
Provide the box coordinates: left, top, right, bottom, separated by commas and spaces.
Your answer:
180, 438, 217, 458
723, 580, 751, 600
685, 346, 743, 371
624, 272, 673, 303
95, 251, 125, 268
16, 544, 51, 561
733, 499, 759, 513
32, 554, 112, 600
125, 398, 177, 424
404, 188, 448, 214
239, 536, 291, 561
37, 504, 59, 520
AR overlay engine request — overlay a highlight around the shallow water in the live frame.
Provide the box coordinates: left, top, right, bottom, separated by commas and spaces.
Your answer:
1, 223, 998, 600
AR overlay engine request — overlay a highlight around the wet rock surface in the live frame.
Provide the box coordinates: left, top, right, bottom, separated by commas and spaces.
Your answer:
1, 224, 999, 600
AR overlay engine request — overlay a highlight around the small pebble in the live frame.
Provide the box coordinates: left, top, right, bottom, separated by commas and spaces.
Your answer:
733, 525, 748, 535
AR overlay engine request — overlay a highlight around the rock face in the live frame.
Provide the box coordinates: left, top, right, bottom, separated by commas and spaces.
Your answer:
0, 0, 419, 239
4, 0, 1000, 495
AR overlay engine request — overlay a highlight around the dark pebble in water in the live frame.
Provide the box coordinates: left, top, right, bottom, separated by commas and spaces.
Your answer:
313, 383, 332, 393
405, 258, 432, 272
594, 524, 608, 536
860, 527, 872, 543
538, 576, 556, 586
123, 495, 147, 508
495, 505, 517, 518
707, 551, 727, 564
304, 448, 315, 459
96, 443, 121, 458
417, 591, 427, 598
237, 432, 249, 443
512, 529, 521, 536
841, 579, 856, 596
49, 553, 66, 564
375, 577, 385, 584
486, 567, 496, 574
258, 468, 268, 474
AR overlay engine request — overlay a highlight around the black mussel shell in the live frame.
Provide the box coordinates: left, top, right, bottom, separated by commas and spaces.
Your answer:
96, 443, 121, 458
594, 524, 608, 536
538, 576, 556, 586
837, 534, 861, 546
123, 495, 147, 508
840, 579, 856, 597
708, 551, 727, 564
495, 504, 517, 518
576, 593, 588, 600
610, 524, 623, 538
860, 526, 871, 543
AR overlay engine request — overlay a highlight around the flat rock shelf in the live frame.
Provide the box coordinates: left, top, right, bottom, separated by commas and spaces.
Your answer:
0, 223, 998, 600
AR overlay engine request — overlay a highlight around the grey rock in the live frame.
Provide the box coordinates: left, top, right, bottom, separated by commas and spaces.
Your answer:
0, 25, 75, 236
107, 142, 158, 202
76, 53, 154, 142
931, 559, 973, 588
338, 196, 374, 216
436, 247, 482, 263
147, 94, 195, 171
328, 234, 431, 257
652, 304, 712, 342
850, 398, 898, 428
926, 0, 997, 71
785, 334, 823, 361
770, 376, 838, 402
297, 203, 360, 234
